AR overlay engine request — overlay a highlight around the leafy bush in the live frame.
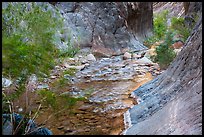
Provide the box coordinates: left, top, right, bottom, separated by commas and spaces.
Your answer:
2, 34, 57, 79
2, 2, 65, 101
170, 17, 191, 42
2, 2, 63, 80
58, 35, 80, 58
143, 10, 168, 47
37, 89, 86, 111
59, 46, 80, 58
38, 89, 57, 109
153, 10, 168, 39
60, 94, 86, 108
63, 68, 77, 76
143, 35, 158, 48
151, 31, 176, 69
144, 10, 190, 69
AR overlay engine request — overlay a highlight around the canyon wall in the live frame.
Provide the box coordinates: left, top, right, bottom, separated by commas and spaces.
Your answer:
124, 2, 202, 135
54, 2, 153, 56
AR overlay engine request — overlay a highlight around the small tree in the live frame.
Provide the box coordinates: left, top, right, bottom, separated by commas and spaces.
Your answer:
151, 31, 176, 69
2, 2, 63, 100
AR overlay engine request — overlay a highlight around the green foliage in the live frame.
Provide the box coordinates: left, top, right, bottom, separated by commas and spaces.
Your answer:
2, 2, 63, 79
2, 35, 57, 79
37, 89, 86, 111
2, 2, 64, 101
83, 87, 94, 97
151, 31, 176, 69
37, 89, 57, 109
63, 68, 77, 76
144, 10, 191, 69
143, 36, 158, 48
170, 17, 191, 42
59, 46, 80, 58
59, 44, 80, 58
153, 10, 168, 39
60, 94, 86, 107
59, 32, 80, 58
143, 10, 168, 47
59, 77, 69, 87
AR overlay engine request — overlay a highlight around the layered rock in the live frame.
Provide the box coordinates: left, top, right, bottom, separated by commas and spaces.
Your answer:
123, 7, 202, 135
183, 2, 202, 29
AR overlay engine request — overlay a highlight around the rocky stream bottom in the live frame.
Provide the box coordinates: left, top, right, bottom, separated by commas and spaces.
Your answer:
7, 51, 162, 135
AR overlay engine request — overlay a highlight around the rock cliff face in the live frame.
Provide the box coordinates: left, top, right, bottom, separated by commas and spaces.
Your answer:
183, 2, 202, 29
54, 2, 153, 56
123, 2, 202, 135
126, 2, 153, 42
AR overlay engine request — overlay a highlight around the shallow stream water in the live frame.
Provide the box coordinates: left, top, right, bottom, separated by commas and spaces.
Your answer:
10, 55, 158, 135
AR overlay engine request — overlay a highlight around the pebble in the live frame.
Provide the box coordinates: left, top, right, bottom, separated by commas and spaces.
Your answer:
87, 54, 96, 62
18, 108, 23, 112
2, 78, 12, 88
50, 75, 57, 79
123, 52, 132, 60
57, 126, 64, 130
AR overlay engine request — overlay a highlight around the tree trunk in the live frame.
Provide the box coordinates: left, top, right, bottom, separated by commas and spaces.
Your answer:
124, 6, 202, 135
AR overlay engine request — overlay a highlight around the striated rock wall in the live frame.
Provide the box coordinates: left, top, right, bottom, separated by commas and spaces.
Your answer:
183, 2, 202, 29
54, 2, 153, 56
123, 3, 202, 135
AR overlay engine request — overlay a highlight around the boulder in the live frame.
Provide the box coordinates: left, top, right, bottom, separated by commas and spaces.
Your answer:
2, 78, 12, 88
2, 113, 53, 135
174, 48, 182, 55
123, 52, 132, 60
79, 58, 89, 64
172, 40, 184, 49
136, 57, 153, 64
37, 84, 49, 89
132, 53, 141, 59
86, 54, 96, 62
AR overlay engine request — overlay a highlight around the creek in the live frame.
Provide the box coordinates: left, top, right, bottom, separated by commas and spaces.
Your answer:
11, 53, 161, 135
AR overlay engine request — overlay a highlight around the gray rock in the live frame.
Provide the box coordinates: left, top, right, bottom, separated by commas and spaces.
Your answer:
65, 64, 85, 71
136, 57, 153, 64
86, 54, 96, 62
132, 53, 141, 59
2, 118, 13, 135
54, 2, 151, 55
123, 13, 202, 135
2, 78, 12, 88
123, 52, 132, 60
37, 84, 49, 89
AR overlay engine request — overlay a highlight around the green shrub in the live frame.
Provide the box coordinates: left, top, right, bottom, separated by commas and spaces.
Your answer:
143, 10, 168, 47
37, 89, 57, 109
2, 2, 63, 79
151, 31, 176, 69
3, 35, 57, 79
58, 35, 80, 58
2, 2, 64, 100
37, 89, 86, 111
63, 68, 77, 76
170, 17, 191, 42
51, 77, 71, 90
60, 94, 86, 108
59, 46, 80, 58
153, 10, 168, 39
143, 35, 158, 48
